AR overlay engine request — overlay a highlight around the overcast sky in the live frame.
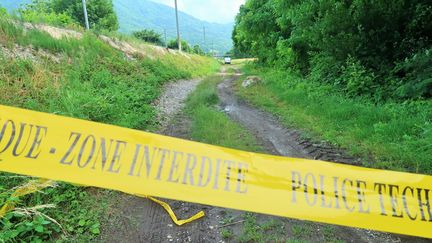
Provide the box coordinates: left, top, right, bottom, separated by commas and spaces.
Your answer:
150, 0, 245, 24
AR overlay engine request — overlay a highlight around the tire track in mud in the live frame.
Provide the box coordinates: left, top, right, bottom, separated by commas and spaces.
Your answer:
218, 69, 360, 165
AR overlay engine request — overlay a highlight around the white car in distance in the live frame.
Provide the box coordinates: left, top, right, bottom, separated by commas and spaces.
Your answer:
224, 56, 232, 64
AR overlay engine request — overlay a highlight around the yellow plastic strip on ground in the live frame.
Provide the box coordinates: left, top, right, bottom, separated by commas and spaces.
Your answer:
0, 179, 55, 217
0, 105, 431, 238
79, 185, 203, 225
139, 195, 205, 226
74, 186, 203, 225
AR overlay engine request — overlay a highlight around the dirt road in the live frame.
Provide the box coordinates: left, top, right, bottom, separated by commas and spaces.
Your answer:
100, 69, 429, 242
218, 70, 361, 165
100, 78, 232, 242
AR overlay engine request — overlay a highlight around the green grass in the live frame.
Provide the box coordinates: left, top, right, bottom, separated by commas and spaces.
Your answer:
220, 228, 234, 240
238, 213, 287, 243
185, 75, 261, 152
291, 224, 313, 238
0, 179, 112, 242
238, 63, 432, 174
0, 15, 218, 242
0, 17, 219, 129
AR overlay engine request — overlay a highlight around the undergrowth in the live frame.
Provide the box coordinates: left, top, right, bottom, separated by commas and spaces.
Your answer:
0, 16, 218, 242
238, 63, 432, 174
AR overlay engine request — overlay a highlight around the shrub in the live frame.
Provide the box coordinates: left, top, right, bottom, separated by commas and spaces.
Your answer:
394, 49, 432, 99
338, 57, 377, 97
19, 0, 119, 31
168, 39, 192, 53
0, 5, 7, 16
19, 8, 77, 27
132, 29, 163, 45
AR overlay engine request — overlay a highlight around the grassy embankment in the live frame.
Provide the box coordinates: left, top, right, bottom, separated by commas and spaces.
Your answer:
0, 15, 218, 242
237, 63, 432, 175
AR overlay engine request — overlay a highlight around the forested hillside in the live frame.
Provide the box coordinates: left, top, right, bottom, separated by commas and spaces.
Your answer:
114, 0, 233, 53
0, 0, 30, 10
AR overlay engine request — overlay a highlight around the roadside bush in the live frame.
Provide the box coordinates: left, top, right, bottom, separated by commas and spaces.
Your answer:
393, 49, 432, 99
168, 39, 192, 53
19, 9, 77, 27
0, 5, 7, 16
275, 40, 295, 69
132, 29, 163, 45
19, 0, 119, 31
192, 45, 204, 55
308, 53, 341, 84
338, 57, 377, 97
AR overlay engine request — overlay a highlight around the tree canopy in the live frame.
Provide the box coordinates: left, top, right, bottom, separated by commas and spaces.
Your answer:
233, 0, 432, 100
21, 0, 119, 31
168, 39, 191, 52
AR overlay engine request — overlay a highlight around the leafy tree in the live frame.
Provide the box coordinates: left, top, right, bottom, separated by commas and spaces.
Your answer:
233, 0, 280, 64
0, 5, 6, 16
19, 0, 76, 26
21, 0, 119, 31
133, 29, 163, 45
192, 45, 204, 55
52, 0, 118, 31
168, 39, 192, 53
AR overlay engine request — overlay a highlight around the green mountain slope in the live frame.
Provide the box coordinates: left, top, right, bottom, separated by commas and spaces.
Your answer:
0, 0, 31, 11
115, 0, 233, 54
0, 0, 233, 53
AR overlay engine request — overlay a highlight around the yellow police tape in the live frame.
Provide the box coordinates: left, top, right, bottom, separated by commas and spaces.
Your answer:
0, 105, 430, 238
141, 195, 205, 226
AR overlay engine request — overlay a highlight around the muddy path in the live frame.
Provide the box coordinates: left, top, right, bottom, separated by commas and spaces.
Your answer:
100, 78, 233, 242
100, 70, 428, 243
218, 69, 360, 165
100, 113, 236, 242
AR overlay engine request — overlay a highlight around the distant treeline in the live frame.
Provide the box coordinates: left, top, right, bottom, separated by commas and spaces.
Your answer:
233, 0, 432, 100
133, 30, 206, 55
